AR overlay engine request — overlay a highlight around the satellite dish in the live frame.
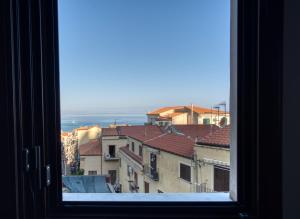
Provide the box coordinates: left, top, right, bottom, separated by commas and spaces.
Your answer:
105, 154, 111, 159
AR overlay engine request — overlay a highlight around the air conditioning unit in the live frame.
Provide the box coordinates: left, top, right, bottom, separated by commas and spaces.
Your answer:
105, 154, 111, 159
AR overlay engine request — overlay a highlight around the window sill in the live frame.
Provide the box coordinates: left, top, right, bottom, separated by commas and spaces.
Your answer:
63, 192, 231, 202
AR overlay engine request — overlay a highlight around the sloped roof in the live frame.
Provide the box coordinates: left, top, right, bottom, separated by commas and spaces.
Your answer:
118, 125, 163, 142
79, 139, 102, 156
147, 106, 183, 115
174, 125, 219, 141
102, 128, 119, 136
184, 105, 226, 114
197, 125, 230, 148
147, 105, 226, 116
143, 133, 195, 158
119, 146, 143, 165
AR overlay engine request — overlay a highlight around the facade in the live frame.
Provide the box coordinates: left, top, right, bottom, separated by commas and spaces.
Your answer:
63, 123, 230, 193
100, 124, 230, 193
76, 125, 101, 146
79, 139, 102, 176
147, 105, 230, 126
101, 128, 127, 185
194, 125, 230, 192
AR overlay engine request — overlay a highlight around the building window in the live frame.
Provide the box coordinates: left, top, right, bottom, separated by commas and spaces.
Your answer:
109, 145, 116, 157
131, 142, 135, 152
108, 170, 117, 185
88, 170, 97, 175
144, 181, 149, 193
179, 163, 191, 182
127, 165, 132, 177
203, 118, 210, 125
214, 166, 229, 191
139, 145, 143, 157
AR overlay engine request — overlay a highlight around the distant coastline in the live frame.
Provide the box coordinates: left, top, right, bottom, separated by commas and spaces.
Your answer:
61, 113, 146, 132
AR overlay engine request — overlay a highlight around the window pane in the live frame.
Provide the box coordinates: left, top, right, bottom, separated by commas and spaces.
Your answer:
59, 0, 233, 201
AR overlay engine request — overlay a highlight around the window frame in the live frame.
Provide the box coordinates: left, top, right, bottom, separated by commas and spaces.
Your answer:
179, 162, 192, 183
3, 0, 284, 218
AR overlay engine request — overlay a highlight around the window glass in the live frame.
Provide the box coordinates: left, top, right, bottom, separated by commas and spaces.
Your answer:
180, 163, 191, 182
59, 0, 232, 201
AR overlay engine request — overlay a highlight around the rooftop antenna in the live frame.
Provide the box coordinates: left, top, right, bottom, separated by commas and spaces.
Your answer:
213, 105, 220, 125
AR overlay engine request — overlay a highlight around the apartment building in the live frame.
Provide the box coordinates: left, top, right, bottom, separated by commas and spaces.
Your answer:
117, 126, 163, 193
79, 139, 102, 176
75, 125, 101, 146
101, 124, 229, 193
194, 125, 230, 192
147, 105, 230, 126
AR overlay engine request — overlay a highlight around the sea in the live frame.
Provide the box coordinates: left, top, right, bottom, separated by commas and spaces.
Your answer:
61, 113, 147, 132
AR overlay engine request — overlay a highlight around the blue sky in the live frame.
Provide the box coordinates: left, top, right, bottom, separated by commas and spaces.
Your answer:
58, 0, 230, 114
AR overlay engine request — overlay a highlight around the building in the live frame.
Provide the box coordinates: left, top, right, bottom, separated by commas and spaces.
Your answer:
101, 124, 229, 193
102, 125, 163, 188
117, 125, 163, 193
194, 125, 230, 192
75, 125, 101, 146
147, 105, 230, 126
79, 139, 102, 176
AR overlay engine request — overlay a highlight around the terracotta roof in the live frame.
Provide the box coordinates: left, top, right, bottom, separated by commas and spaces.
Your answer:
184, 106, 226, 114
102, 128, 119, 136
119, 146, 143, 165
143, 133, 195, 158
174, 125, 219, 141
197, 125, 230, 147
118, 125, 163, 142
147, 105, 227, 116
79, 140, 102, 156
147, 106, 182, 115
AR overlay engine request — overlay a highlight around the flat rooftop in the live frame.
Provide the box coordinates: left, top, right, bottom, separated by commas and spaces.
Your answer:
63, 175, 111, 193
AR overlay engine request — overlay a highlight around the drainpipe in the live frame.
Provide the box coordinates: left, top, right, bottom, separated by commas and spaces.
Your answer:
193, 152, 198, 192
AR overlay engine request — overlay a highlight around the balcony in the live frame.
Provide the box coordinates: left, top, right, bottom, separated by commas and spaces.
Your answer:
144, 165, 159, 181
195, 183, 215, 193
104, 153, 119, 161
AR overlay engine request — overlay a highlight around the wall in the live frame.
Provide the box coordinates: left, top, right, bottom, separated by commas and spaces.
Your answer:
101, 136, 127, 176
127, 137, 143, 156
194, 145, 230, 191
118, 151, 143, 193
143, 146, 193, 193
80, 155, 102, 175
77, 126, 101, 146
172, 113, 188, 124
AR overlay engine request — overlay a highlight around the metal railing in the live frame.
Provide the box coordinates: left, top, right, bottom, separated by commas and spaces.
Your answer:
144, 165, 159, 181
195, 183, 214, 193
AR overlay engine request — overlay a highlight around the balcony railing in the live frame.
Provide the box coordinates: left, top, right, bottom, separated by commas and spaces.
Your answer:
144, 165, 159, 181
104, 153, 119, 161
195, 183, 214, 193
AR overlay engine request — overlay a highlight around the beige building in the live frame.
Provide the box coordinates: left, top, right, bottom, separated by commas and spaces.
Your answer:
79, 139, 102, 176
194, 125, 230, 192
101, 128, 127, 185
103, 124, 229, 193
99, 124, 230, 193
76, 125, 101, 146
147, 105, 230, 126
